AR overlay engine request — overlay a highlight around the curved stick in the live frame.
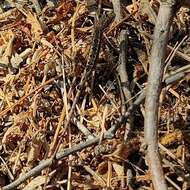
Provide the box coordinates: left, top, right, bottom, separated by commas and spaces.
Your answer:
144, 0, 182, 189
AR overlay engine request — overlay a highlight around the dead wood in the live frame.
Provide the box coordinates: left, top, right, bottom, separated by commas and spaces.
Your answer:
144, 0, 187, 189
0, 1, 190, 189
2, 59, 190, 190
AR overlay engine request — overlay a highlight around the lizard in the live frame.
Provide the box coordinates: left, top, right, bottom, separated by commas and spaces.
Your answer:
49, 2, 115, 155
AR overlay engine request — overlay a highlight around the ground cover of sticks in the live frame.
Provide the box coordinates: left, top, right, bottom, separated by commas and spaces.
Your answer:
0, 0, 190, 189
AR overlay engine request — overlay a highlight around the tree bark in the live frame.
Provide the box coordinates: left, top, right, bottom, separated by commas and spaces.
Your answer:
144, 1, 183, 189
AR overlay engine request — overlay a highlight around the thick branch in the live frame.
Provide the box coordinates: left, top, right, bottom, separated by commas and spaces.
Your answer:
144, 1, 181, 189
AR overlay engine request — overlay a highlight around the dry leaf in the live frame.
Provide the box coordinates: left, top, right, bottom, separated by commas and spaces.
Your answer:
175, 145, 186, 159
0, 32, 15, 65
112, 162, 124, 177
2, 125, 26, 149
27, 130, 48, 165
97, 161, 108, 175
105, 138, 140, 161
139, 0, 157, 24
160, 129, 183, 146
18, 8, 43, 40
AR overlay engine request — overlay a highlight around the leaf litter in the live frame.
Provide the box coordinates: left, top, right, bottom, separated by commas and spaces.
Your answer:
0, 0, 190, 189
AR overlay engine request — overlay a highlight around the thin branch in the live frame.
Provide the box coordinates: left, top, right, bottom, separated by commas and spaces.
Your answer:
2, 62, 189, 189
141, 31, 190, 64
2, 158, 54, 190
72, 118, 95, 139
1, 94, 141, 190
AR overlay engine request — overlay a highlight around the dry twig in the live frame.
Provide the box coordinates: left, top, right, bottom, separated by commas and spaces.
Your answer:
2, 61, 189, 190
